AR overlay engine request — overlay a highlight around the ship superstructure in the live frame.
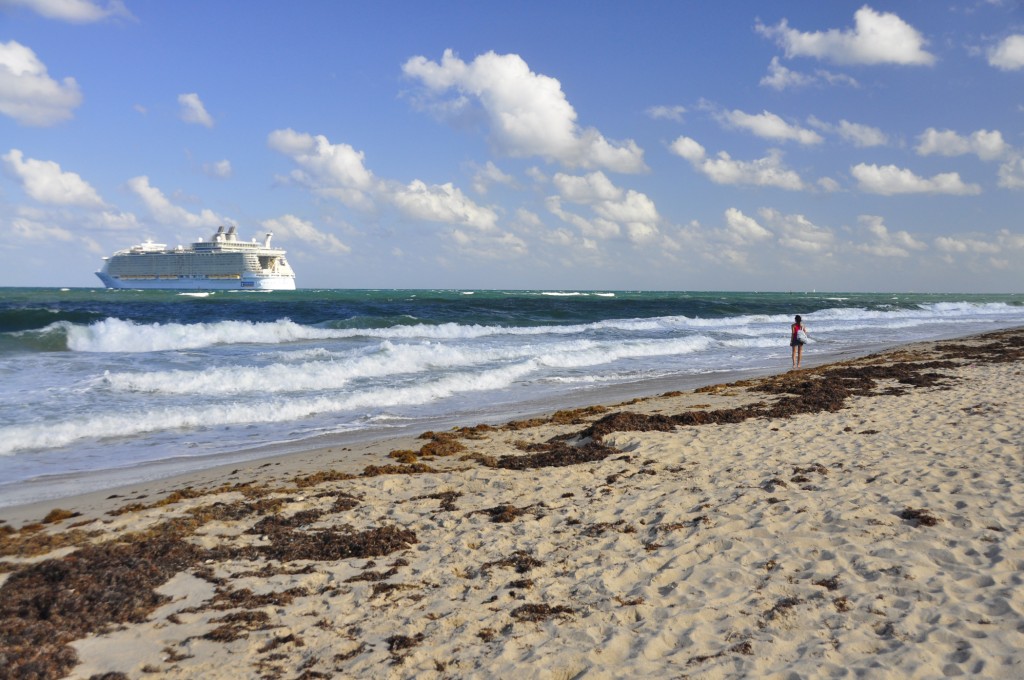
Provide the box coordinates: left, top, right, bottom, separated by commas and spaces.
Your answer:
96, 226, 296, 290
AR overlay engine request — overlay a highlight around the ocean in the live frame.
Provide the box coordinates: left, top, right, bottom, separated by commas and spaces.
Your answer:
2, 288, 1022, 509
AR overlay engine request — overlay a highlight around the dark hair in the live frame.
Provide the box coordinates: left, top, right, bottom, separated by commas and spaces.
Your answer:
795, 315, 802, 323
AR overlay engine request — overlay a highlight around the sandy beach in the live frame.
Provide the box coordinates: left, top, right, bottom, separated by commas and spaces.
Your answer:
2, 328, 1022, 679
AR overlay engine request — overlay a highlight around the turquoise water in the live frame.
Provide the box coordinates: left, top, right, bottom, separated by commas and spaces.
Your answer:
1, 288, 1022, 506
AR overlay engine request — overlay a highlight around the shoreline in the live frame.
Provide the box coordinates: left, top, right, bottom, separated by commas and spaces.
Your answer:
1, 327, 1022, 678
0, 329, 963, 519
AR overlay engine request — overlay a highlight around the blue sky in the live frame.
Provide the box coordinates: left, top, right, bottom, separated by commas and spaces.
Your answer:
1, 0, 1022, 292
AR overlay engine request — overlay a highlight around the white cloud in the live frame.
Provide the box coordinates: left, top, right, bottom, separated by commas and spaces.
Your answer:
390, 180, 498, 232
546, 195, 620, 240
90, 209, 139, 231
553, 171, 622, 203
808, 117, 888, 147
669, 136, 805, 190
269, 128, 498, 232
471, 161, 515, 194
934, 235, 1001, 254
851, 163, 982, 195
760, 207, 835, 254
268, 128, 376, 208
449, 228, 528, 259
7, 210, 76, 241
838, 120, 888, 147
177, 92, 214, 127
720, 109, 823, 145
855, 215, 926, 257
550, 171, 660, 245
757, 6, 935, 66
760, 57, 816, 90
668, 136, 706, 163
760, 57, 861, 90
997, 155, 1024, 189
915, 128, 1008, 160
817, 177, 841, 192
3, 149, 105, 206
4, 0, 132, 22
988, 34, 1024, 70
260, 214, 350, 254
126, 176, 226, 228
723, 207, 771, 245
202, 159, 232, 178
646, 105, 686, 122
0, 40, 82, 126
403, 49, 646, 173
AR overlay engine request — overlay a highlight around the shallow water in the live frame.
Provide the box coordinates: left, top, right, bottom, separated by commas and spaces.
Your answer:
1, 288, 1021, 507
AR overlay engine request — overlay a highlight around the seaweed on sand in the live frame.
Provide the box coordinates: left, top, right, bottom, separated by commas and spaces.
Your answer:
0, 521, 417, 678
579, 356, 968, 442
481, 551, 544, 575
510, 603, 574, 622
491, 441, 618, 470
899, 507, 940, 527
472, 504, 545, 523
0, 535, 206, 679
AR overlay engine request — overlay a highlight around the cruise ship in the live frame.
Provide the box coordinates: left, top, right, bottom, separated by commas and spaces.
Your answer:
96, 226, 296, 290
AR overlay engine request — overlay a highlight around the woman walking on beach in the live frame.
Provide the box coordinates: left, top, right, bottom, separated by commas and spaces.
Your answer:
790, 315, 808, 368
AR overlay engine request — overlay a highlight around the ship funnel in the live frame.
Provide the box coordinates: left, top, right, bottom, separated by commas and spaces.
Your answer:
264, 233, 274, 247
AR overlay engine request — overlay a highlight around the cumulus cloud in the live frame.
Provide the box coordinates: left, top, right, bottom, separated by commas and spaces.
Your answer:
719, 109, 823, 145
817, 177, 842, 192
390, 180, 498, 232
855, 215, 926, 257
722, 207, 771, 245
988, 35, 1024, 70
546, 195, 619, 241
760, 57, 816, 90
915, 128, 1008, 161
808, 117, 889, 147
851, 163, 982, 196
669, 136, 805, 190
177, 93, 214, 127
0, 40, 82, 126
553, 171, 622, 203
471, 161, 515, 195
757, 6, 935, 66
548, 171, 660, 244
202, 159, 232, 178
646, 105, 687, 122
8, 213, 76, 241
3, 149, 105, 206
759, 207, 836, 254
126, 175, 226, 227
449, 228, 528, 260
997, 155, 1024, 189
3, 0, 132, 22
260, 214, 350, 254
403, 49, 646, 173
934, 235, 1001, 255
269, 128, 498, 231
268, 128, 376, 208
759, 56, 860, 90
